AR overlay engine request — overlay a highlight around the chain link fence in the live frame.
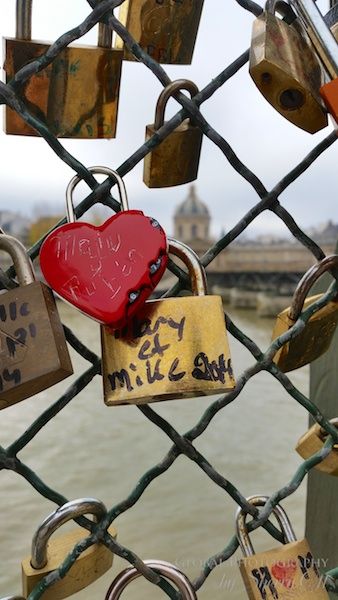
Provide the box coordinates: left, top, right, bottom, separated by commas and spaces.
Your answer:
1, 0, 338, 598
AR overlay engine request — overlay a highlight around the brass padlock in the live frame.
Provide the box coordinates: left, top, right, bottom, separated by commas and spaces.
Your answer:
249, 0, 328, 133
4, 1, 123, 138
271, 254, 338, 372
143, 80, 203, 188
22, 498, 117, 600
101, 238, 235, 406
0, 234, 73, 410
115, 0, 204, 64
237, 495, 329, 599
105, 559, 197, 599
296, 417, 338, 475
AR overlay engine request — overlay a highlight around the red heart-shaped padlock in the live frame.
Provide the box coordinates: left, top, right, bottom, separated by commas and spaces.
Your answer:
40, 168, 168, 328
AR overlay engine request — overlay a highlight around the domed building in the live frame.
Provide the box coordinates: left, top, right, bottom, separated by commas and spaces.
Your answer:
173, 185, 213, 257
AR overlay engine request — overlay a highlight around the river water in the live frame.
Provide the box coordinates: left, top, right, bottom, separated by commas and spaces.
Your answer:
0, 303, 311, 599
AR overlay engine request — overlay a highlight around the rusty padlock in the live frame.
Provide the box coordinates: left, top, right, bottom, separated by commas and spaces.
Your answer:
105, 559, 197, 599
101, 238, 235, 406
237, 495, 329, 599
271, 255, 338, 372
143, 80, 203, 188
249, 0, 328, 133
22, 498, 117, 600
4, 1, 123, 138
296, 417, 338, 475
0, 234, 72, 410
115, 0, 204, 64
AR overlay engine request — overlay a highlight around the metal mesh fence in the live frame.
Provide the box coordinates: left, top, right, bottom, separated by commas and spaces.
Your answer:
1, 0, 338, 597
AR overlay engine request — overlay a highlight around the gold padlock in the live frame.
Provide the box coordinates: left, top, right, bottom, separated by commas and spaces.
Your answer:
101, 238, 235, 406
237, 495, 329, 599
271, 255, 338, 373
249, 0, 328, 133
4, 0, 123, 138
22, 498, 117, 600
0, 234, 73, 410
296, 417, 338, 476
143, 80, 203, 188
115, 0, 204, 64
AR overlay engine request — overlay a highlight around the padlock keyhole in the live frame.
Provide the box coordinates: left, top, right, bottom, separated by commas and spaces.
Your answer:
279, 88, 305, 110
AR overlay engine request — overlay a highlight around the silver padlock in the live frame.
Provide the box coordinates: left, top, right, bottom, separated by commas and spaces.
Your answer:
290, 0, 338, 123
105, 559, 197, 599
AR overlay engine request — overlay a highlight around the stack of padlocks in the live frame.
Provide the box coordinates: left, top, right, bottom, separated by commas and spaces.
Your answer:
2, 0, 338, 598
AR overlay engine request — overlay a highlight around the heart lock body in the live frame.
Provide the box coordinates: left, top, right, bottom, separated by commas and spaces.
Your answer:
249, 0, 328, 133
105, 560, 197, 599
101, 238, 235, 406
115, 0, 204, 64
290, 0, 338, 127
296, 417, 338, 476
22, 498, 117, 600
0, 234, 73, 410
143, 80, 203, 188
271, 254, 338, 373
40, 167, 168, 329
4, 1, 123, 138
236, 495, 329, 599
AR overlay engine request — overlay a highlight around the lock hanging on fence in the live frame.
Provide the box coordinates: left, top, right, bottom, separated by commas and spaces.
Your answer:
290, 0, 338, 127
39, 166, 168, 328
236, 495, 329, 599
115, 0, 204, 64
249, 0, 328, 133
4, 1, 123, 138
271, 254, 338, 373
101, 238, 235, 406
22, 498, 117, 600
0, 234, 73, 410
296, 417, 338, 475
143, 80, 203, 188
105, 559, 197, 599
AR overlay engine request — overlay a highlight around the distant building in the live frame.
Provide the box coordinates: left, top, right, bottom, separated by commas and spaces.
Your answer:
0, 210, 30, 243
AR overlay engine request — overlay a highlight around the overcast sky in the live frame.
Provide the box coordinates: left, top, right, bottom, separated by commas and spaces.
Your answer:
0, 0, 336, 240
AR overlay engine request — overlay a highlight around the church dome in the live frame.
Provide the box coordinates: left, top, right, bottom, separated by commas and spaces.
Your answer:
174, 185, 210, 217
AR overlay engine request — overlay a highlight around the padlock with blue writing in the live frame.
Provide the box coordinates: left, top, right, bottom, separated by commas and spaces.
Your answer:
4, 1, 123, 138
39, 167, 168, 329
116, 0, 204, 64
101, 238, 235, 405
236, 495, 329, 599
22, 498, 117, 600
0, 234, 72, 410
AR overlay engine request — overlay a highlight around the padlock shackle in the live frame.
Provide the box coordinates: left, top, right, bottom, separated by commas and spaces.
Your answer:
30, 498, 107, 570
290, 0, 338, 79
105, 560, 197, 600
167, 238, 208, 296
16, 0, 113, 47
236, 495, 297, 557
319, 417, 338, 443
66, 166, 128, 223
289, 254, 338, 321
0, 234, 35, 286
154, 79, 199, 131
265, 0, 297, 24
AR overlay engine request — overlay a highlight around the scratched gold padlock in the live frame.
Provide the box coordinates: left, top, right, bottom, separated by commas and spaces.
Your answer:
296, 417, 338, 475
115, 0, 204, 64
101, 238, 235, 405
22, 498, 117, 600
236, 495, 329, 599
271, 254, 338, 372
4, 0, 123, 138
249, 0, 328, 133
143, 80, 203, 188
0, 234, 73, 410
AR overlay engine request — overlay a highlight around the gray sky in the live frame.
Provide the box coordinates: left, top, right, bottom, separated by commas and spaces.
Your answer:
0, 0, 336, 240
